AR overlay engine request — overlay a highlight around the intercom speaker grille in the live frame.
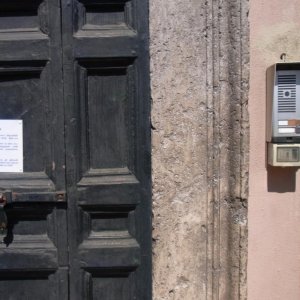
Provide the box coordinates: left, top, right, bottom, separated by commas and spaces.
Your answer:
277, 74, 296, 113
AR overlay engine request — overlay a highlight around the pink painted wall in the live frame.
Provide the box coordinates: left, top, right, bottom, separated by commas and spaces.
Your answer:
249, 1, 300, 299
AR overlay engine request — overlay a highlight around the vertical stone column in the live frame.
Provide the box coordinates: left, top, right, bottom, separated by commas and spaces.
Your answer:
150, 0, 249, 299
206, 0, 249, 299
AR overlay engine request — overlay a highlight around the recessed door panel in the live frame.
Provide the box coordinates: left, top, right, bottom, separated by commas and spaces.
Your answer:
0, 65, 49, 173
76, 59, 136, 175
0, 0, 44, 33
89, 271, 134, 300
76, 0, 133, 31
0, 269, 68, 300
87, 66, 128, 169
0, 275, 51, 300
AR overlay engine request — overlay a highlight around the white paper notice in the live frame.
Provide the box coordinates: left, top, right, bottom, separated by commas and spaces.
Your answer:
0, 120, 23, 173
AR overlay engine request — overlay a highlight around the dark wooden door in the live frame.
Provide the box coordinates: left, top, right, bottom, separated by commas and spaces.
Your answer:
0, 1, 151, 299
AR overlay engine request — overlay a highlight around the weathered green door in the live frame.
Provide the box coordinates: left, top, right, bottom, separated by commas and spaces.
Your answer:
0, 1, 151, 299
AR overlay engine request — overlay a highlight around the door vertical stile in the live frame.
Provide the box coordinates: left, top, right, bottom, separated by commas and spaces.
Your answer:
47, 0, 69, 271
60, 0, 82, 298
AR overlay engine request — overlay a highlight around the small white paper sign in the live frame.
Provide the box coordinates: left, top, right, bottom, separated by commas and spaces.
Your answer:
0, 120, 23, 173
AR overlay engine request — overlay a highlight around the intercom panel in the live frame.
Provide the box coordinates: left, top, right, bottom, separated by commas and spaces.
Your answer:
267, 63, 300, 143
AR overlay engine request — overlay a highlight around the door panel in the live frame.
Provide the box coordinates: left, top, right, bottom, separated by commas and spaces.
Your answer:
75, 0, 135, 31
0, 64, 51, 174
0, 0, 151, 298
0, 1, 49, 62
62, 0, 151, 298
75, 59, 136, 175
0, 1, 67, 299
0, 269, 68, 300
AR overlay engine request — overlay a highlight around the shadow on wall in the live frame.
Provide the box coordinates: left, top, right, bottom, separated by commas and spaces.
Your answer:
267, 166, 297, 192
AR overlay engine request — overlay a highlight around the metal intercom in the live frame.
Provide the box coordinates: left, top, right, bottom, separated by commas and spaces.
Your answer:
267, 62, 300, 166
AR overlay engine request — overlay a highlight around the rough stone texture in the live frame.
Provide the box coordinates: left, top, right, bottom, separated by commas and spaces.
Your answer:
150, 0, 249, 299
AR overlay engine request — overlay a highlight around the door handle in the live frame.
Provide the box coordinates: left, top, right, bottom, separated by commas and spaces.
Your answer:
0, 191, 10, 234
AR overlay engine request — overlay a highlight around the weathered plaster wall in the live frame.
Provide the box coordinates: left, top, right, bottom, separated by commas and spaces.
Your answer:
150, 1, 249, 299
248, 1, 300, 300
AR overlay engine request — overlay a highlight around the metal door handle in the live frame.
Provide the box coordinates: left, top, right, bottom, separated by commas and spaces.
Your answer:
0, 192, 9, 234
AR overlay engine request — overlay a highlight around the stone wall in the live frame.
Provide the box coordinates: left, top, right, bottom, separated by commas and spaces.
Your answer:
150, 0, 249, 299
